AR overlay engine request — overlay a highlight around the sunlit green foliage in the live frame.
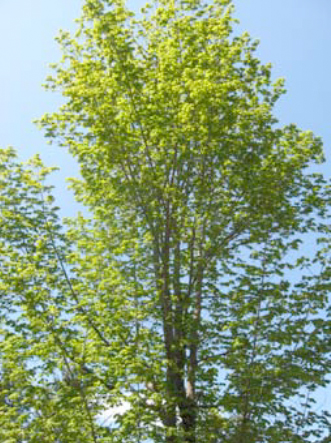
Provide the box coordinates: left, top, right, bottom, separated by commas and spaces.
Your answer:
1, 1, 330, 441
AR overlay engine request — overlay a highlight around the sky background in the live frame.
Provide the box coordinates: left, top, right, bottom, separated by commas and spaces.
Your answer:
0, 0, 330, 426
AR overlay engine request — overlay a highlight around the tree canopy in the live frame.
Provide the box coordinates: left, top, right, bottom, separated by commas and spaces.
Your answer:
0, 0, 330, 442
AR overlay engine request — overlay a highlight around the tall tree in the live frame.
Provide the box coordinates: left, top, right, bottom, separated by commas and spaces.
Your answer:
1, 0, 330, 441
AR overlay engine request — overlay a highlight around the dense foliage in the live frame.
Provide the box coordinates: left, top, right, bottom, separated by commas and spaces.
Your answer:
0, 1, 330, 441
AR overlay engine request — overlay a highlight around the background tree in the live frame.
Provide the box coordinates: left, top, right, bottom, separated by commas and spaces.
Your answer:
1, 0, 330, 441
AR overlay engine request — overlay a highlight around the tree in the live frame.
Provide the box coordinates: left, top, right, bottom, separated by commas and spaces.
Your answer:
1, 0, 330, 441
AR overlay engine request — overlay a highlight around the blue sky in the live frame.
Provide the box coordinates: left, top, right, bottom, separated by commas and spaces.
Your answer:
0, 0, 330, 428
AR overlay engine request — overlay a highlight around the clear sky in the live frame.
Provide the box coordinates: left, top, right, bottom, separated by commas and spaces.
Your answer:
0, 0, 330, 424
